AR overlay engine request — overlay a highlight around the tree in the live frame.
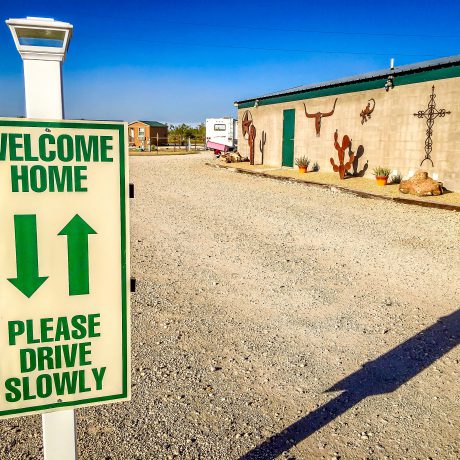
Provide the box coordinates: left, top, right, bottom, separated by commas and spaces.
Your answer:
194, 122, 205, 140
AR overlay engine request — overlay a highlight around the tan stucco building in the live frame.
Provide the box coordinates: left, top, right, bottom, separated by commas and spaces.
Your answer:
235, 55, 460, 191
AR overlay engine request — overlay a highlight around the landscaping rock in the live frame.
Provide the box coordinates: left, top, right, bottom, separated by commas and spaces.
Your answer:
220, 152, 245, 163
399, 171, 443, 196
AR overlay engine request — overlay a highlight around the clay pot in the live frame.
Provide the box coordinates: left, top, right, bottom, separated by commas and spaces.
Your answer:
376, 176, 388, 186
298, 166, 308, 173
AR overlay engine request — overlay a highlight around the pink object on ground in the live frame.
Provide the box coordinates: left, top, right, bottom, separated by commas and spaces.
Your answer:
207, 140, 229, 153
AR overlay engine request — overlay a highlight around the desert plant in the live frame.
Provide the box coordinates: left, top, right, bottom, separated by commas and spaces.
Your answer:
390, 173, 402, 184
330, 130, 353, 179
312, 161, 320, 172
295, 156, 310, 167
373, 166, 391, 177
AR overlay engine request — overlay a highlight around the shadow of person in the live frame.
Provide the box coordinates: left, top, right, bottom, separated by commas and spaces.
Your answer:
239, 309, 460, 460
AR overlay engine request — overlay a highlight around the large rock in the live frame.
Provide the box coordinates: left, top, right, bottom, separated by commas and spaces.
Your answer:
399, 171, 443, 196
220, 152, 244, 163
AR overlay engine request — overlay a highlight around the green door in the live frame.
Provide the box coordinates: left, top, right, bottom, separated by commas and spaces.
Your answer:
282, 109, 295, 167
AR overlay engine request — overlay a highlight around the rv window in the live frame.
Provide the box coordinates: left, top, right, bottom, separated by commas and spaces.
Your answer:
214, 124, 226, 131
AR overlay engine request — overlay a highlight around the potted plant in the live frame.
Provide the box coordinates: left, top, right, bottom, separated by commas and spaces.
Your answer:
373, 166, 392, 186
295, 156, 310, 173
390, 172, 402, 184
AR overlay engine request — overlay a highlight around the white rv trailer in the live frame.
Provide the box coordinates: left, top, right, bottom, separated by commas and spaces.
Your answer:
205, 117, 238, 153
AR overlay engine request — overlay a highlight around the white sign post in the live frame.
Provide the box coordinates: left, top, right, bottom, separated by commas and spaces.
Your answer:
6, 17, 76, 460
3, 17, 130, 460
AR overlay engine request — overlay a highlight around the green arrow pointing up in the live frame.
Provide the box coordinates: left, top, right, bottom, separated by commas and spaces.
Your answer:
59, 214, 97, 296
8, 215, 49, 298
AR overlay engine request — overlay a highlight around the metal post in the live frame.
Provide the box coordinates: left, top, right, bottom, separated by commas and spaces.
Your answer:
6, 16, 77, 460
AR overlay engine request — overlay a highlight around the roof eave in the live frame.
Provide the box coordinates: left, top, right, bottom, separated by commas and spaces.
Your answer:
234, 53, 460, 106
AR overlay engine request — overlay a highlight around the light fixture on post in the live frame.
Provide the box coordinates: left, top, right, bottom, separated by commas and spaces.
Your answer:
6, 17, 73, 119
6, 16, 76, 460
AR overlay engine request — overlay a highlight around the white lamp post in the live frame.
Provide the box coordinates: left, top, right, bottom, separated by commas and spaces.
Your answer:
6, 16, 73, 119
6, 16, 76, 460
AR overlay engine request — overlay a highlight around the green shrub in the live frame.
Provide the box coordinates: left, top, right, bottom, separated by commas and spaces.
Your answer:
390, 173, 402, 184
373, 166, 391, 177
295, 156, 310, 167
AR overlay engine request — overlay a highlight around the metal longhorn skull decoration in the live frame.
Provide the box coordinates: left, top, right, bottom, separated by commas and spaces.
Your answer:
303, 98, 338, 136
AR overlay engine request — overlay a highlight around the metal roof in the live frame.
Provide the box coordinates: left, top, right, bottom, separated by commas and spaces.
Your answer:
235, 54, 460, 104
130, 120, 167, 127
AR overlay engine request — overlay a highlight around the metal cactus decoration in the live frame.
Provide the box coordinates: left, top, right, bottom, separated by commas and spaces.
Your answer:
242, 110, 257, 165
330, 130, 354, 179
259, 130, 266, 164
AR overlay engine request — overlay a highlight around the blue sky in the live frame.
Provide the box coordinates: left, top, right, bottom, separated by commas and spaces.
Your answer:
0, 0, 459, 124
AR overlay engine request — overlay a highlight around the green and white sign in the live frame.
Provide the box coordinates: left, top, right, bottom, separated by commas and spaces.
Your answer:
0, 118, 130, 418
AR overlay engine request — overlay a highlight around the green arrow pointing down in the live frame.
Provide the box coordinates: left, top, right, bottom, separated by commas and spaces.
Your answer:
8, 215, 49, 298
59, 214, 97, 296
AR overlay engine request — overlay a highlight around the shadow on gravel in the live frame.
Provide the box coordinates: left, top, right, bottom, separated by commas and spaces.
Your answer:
239, 309, 460, 460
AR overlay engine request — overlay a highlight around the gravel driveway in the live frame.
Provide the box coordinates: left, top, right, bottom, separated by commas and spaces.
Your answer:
2, 152, 459, 460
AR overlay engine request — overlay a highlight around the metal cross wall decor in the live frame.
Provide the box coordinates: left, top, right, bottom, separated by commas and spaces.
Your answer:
413, 85, 451, 167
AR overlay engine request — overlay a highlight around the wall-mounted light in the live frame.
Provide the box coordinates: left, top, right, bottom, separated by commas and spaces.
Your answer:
384, 75, 394, 92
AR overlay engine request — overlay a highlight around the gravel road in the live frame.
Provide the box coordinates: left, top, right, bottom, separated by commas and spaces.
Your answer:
2, 152, 459, 460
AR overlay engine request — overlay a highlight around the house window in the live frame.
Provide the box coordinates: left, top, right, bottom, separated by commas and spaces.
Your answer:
214, 124, 226, 131
138, 127, 145, 139
129, 128, 134, 138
